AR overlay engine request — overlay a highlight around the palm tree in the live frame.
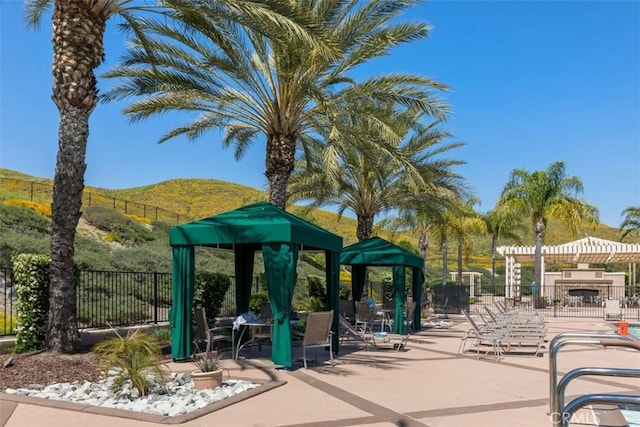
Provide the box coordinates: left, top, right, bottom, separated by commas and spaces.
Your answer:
426, 197, 481, 287
452, 198, 484, 287
24, 0, 322, 353
289, 104, 464, 242
102, 0, 449, 209
25, 0, 143, 353
499, 161, 599, 308
480, 207, 523, 290
620, 206, 640, 241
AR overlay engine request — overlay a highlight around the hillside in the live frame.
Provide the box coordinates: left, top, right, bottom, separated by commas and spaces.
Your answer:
1, 167, 635, 276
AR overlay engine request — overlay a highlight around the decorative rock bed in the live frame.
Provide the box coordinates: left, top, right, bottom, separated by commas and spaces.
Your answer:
4, 371, 259, 417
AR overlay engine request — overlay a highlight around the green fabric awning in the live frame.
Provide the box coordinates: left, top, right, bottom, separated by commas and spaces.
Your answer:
340, 237, 424, 334
340, 237, 424, 268
169, 202, 343, 368
170, 202, 342, 250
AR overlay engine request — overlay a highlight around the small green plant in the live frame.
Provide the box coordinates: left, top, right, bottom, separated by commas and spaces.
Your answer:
193, 350, 222, 372
152, 327, 171, 343
93, 328, 167, 396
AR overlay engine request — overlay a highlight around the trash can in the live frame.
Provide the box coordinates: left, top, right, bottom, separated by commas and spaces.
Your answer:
616, 321, 629, 336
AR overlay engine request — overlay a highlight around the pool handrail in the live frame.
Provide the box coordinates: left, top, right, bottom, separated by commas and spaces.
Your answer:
561, 393, 640, 427
548, 332, 633, 416
554, 366, 640, 424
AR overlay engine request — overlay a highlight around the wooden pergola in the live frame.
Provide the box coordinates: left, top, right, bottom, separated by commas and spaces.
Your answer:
496, 236, 640, 298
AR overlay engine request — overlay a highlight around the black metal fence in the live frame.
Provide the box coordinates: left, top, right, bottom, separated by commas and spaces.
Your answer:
461, 282, 640, 320
1, 267, 16, 335
0, 268, 260, 336
0, 177, 190, 224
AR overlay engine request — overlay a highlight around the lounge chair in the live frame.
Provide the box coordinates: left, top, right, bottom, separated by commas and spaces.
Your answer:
458, 310, 503, 360
338, 314, 409, 351
302, 310, 334, 369
603, 299, 623, 321
460, 310, 544, 359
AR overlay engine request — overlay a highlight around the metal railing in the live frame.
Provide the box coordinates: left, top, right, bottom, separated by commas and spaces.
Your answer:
0, 177, 190, 224
463, 283, 640, 319
548, 332, 640, 426
0, 268, 262, 335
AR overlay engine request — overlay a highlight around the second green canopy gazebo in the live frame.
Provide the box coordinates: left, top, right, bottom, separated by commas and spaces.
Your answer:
340, 237, 424, 334
169, 202, 343, 369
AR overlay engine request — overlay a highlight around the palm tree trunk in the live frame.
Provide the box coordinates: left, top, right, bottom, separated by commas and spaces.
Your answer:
457, 239, 463, 285
49, 0, 106, 353
533, 217, 545, 309
490, 237, 497, 289
356, 215, 374, 242
442, 240, 448, 286
266, 134, 296, 209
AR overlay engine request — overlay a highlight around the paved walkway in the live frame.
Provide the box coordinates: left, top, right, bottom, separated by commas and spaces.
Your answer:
1, 317, 638, 427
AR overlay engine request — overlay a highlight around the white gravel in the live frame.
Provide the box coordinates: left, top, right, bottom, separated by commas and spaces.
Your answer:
4, 371, 259, 417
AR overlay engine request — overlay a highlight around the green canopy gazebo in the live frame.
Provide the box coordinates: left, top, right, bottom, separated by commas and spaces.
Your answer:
169, 202, 343, 369
340, 237, 424, 334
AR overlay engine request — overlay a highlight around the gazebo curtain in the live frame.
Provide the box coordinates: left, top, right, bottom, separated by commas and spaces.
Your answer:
351, 264, 366, 302
262, 242, 298, 369
325, 250, 340, 352
170, 246, 195, 360
392, 265, 406, 334
234, 244, 256, 314
412, 267, 424, 329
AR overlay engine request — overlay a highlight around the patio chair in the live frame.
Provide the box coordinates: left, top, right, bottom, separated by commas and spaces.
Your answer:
302, 310, 334, 369
194, 307, 232, 355
253, 303, 274, 351
339, 299, 356, 324
404, 300, 418, 332
355, 301, 375, 333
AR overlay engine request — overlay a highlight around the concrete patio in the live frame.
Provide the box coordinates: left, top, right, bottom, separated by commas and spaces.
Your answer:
1, 316, 638, 427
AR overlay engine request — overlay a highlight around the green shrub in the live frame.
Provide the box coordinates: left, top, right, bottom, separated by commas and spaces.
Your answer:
152, 327, 171, 343
469, 297, 476, 304
297, 296, 325, 313
338, 283, 351, 300
12, 253, 50, 353
249, 292, 269, 314
307, 275, 326, 299
93, 328, 167, 396
193, 271, 231, 319
83, 205, 154, 245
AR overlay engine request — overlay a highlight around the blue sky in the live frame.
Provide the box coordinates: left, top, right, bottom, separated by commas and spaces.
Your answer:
1, 1, 638, 227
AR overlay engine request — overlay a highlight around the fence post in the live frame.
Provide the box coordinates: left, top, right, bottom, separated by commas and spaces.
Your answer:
30, 182, 34, 202
153, 271, 158, 324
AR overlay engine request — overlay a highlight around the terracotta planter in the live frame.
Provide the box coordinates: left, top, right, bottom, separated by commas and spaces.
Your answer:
191, 369, 223, 390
